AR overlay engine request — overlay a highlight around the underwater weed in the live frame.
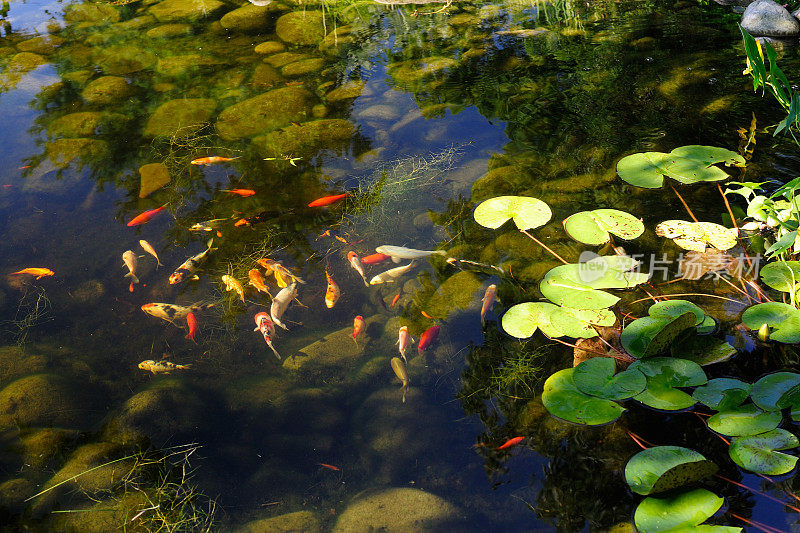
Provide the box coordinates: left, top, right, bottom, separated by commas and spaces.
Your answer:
489, 344, 549, 399
2, 285, 52, 345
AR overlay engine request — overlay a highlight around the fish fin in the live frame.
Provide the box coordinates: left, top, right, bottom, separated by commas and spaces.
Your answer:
392, 256, 401, 263
495, 296, 501, 303
362, 277, 369, 287
191, 275, 200, 281
254, 326, 260, 331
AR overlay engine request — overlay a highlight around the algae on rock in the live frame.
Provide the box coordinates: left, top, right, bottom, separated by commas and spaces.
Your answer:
216, 86, 314, 140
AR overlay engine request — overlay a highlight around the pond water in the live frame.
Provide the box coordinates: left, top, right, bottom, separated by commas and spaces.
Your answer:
0, 0, 799, 530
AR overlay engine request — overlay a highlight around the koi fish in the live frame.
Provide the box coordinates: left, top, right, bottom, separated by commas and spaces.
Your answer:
222, 275, 246, 303
169, 239, 216, 284
391, 292, 401, 307
122, 250, 140, 286
480, 284, 498, 325
248, 269, 271, 296
11, 267, 54, 279
190, 156, 238, 165
189, 218, 228, 232
234, 209, 286, 227
186, 311, 198, 342
138, 359, 191, 374
352, 315, 364, 343
361, 253, 391, 265
446, 257, 505, 275
375, 245, 446, 263
221, 189, 256, 197
369, 262, 416, 285
421, 311, 433, 319
141, 302, 209, 324
271, 282, 298, 330
308, 193, 347, 207
127, 205, 167, 227
325, 270, 340, 308
254, 312, 281, 359
139, 240, 163, 268
318, 463, 340, 471
418, 325, 439, 355
497, 436, 525, 450
398, 325, 409, 362
390, 357, 409, 403
258, 259, 306, 285
347, 252, 369, 287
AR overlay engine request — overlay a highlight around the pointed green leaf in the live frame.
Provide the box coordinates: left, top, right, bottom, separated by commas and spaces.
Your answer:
473, 196, 552, 231
573, 357, 646, 400
729, 429, 799, 475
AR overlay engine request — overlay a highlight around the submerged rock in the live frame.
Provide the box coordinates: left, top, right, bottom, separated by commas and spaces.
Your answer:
264, 51, 310, 68
388, 57, 458, 88
0, 374, 104, 429
146, 23, 193, 38
138, 163, 171, 198
275, 11, 327, 45
333, 487, 464, 532
0, 345, 49, 386
283, 320, 368, 383
250, 63, 284, 88
325, 80, 365, 102
253, 118, 354, 158
741, 0, 800, 37
424, 271, 483, 319
156, 54, 223, 76
94, 45, 156, 75
6, 52, 47, 72
16, 35, 64, 55
50, 491, 148, 533
0, 478, 34, 516
220, 4, 278, 32
281, 57, 325, 77
48, 111, 128, 138
236, 510, 321, 532
144, 98, 217, 137
216, 86, 313, 140
149, 0, 226, 22
45, 138, 109, 168
81, 76, 133, 105
254, 40, 286, 54
64, 3, 121, 24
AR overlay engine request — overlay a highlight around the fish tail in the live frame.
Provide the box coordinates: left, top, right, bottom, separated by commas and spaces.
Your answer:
269, 343, 282, 360
401, 383, 407, 403
125, 273, 140, 284
362, 276, 369, 287
177, 364, 192, 369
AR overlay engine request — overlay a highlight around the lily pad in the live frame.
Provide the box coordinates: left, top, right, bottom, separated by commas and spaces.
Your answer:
625, 446, 718, 496
563, 209, 644, 246
649, 300, 705, 325
671, 335, 736, 365
630, 357, 707, 410
729, 429, 799, 475
655, 220, 737, 253
707, 403, 782, 437
760, 261, 800, 292
573, 357, 646, 400
742, 302, 800, 343
621, 313, 698, 359
547, 307, 617, 338
634, 489, 725, 533
751, 372, 800, 411
500, 302, 615, 339
692, 378, 752, 411
473, 196, 552, 231
670, 145, 746, 167
617, 146, 739, 189
541, 368, 625, 425
633, 377, 698, 411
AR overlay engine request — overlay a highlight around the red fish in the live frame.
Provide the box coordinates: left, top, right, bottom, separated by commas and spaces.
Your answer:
221, 189, 256, 197
308, 193, 347, 207
418, 325, 439, 355
318, 463, 340, 471
391, 292, 401, 307
127, 205, 166, 227
185, 312, 198, 342
352, 315, 364, 343
497, 436, 525, 450
360, 253, 391, 264
191, 156, 238, 165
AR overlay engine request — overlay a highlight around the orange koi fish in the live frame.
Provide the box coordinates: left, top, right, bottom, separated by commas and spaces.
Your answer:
127, 205, 166, 227
254, 311, 281, 359
222, 275, 246, 303
352, 315, 364, 343
308, 193, 347, 207
10, 267, 54, 279
397, 325, 409, 362
185, 312, 198, 343
221, 189, 256, 197
325, 270, 340, 308
347, 252, 369, 287
480, 284, 498, 325
497, 436, 525, 450
391, 292, 401, 307
421, 310, 433, 319
248, 269, 271, 296
418, 325, 439, 355
360, 253, 391, 265
190, 156, 238, 165
257, 259, 306, 285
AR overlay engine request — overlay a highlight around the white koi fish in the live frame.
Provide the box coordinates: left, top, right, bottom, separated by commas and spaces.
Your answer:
169, 239, 216, 284
375, 245, 446, 263
347, 252, 369, 287
369, 262, 416, 285
141, 302, 210, 325
271, 282, 298, 330
397, 325, 410, 363
254, 312, 281, 359
122, 250, 139, 285
139, 240, 163, 268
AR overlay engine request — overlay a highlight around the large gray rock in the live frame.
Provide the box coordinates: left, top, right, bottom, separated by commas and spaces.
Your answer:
235, 510, 321, 533
741, 0, 800, 37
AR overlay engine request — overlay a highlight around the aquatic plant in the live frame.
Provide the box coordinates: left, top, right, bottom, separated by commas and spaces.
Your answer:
563, 208, 644, 246
616, 145, 744, 189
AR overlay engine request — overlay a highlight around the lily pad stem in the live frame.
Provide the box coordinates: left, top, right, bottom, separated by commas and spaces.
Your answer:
730, 513, 785, 533
519, 230, 568, 265
547, 336, 632, 362
669, 185, 698, 223
629, 293, 743, 305
718, 183, 754, 270
716, 474, 800, 514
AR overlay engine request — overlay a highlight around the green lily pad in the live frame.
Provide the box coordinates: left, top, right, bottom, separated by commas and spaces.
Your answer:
742, 302, 800, 343
759, 261, 800, 293
617, 146, 737, 189
692, 378, 752, 411
670, 145, 746, 167
649, 300, 705, 325
697, 315, 717, 334
630, 358, 707, 410
473, 196, 552, 231
672, 335, 736, 366
655, 220, 737, 253
563, 209, 644, 246
500, 302, 615, 339
621, 313, 698, 359
729, 429, 799, 475
624, 446, 718, 496
707, 403, 782, 436
616, 151, 675, 189
547, 307, 617, 338
633, 377, 698, 410
751, 372, 800, 411
541, 368, 625, 425
634, 488, 724, 533
573, 357, 646, 400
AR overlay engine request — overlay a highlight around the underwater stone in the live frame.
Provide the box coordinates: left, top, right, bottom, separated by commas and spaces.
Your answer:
425, 271, 483, 319
325, 80, 365, 102
471, 165, 527, 202
7, 52, 47, 71
117, 14, 157, 30
0, 46, 14, 57
283, 320, 369, 383
251, 63, 284, 88
264, 51, 309, 68
311, 103, 328, 118
46, 138, 109, 168
253, 118, 354, 157
144, 98, 216, 137
235, 510, 321, 533
145, 23, 193, 38
81, 76, 132, 105
64, 3, 120, 23
138, 163, 171, 198
387, 57, 458, 87
357, 104, 401, 121
741, 0, 800, 37
333, 487, 463, 532
281, 57, 325, 77
220, 4, 279, 32
448, 13, 479, 25
755, 35, 796, 50
0, 346, 48, 387
51, 492, 148, 533
16, 35, 64, 55
16, 427, 81, 470
275, 10, 327, 45
48, 111, 128, 138
0, 478, 34, 515
156, 54, 223, 76
0, 374, 103, 429
254, 40, 285, 54
94, 45, 156, 75
70, 280, 106, 304
149, 0, 225, 21
62, 70, 94, 85
216, 86, 313, 140
319, 26, 354, 53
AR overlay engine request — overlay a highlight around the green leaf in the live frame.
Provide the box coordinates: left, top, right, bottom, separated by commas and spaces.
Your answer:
634, 488, 724, 533
616, 147, 736, 189
473, 196, 552, 231
500, 302, 616, 339
541, 368, 625, 425
672, 335, 736, 365
765, 230, 797, 258
670, 145, 745, 167
729, 429, 799, 475
649, 300, 705, 326
751, 372, 800, 411
616, 152, 675, 189
563, 209, 644, 245
621, 313, 698, 358
573, 357, 646, 400
547, 307, 617, 338
624, 446, 718, 496
759, 261, 800, 292
742, 303, 800, 343
656, 220, 737, 252
634, 378, 698, 410
630, 358, 707, 410
692, 378, 752, 411
707, 403, 782, 436
665, 158, 729, 185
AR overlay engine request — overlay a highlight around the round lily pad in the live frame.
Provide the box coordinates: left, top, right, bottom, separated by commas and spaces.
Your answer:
547, 307, 616, 338
707, 403, 782, 437
649, 300, 705, 325
729, 429, 799, 475
670, 145, 745, 167
634, 488, 724, 533
742, 303, 800, 344
692, 378, 752, 411
671, 335, 736, 366
624, 446, 718, 496
573, 357, 646, 400
751, 372, 800, 411
760, 261, 800, 293
656, 220, 737, 252
501, 302, 564, 339
563, 209, 644, 246
633, 378, 698, 411
621, 313, 698, 359
540, 257, 650, 310
617, 151, 675, 189
630, 357, 707, 387
541, 368, 625, 425
473, 196, 552, 231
